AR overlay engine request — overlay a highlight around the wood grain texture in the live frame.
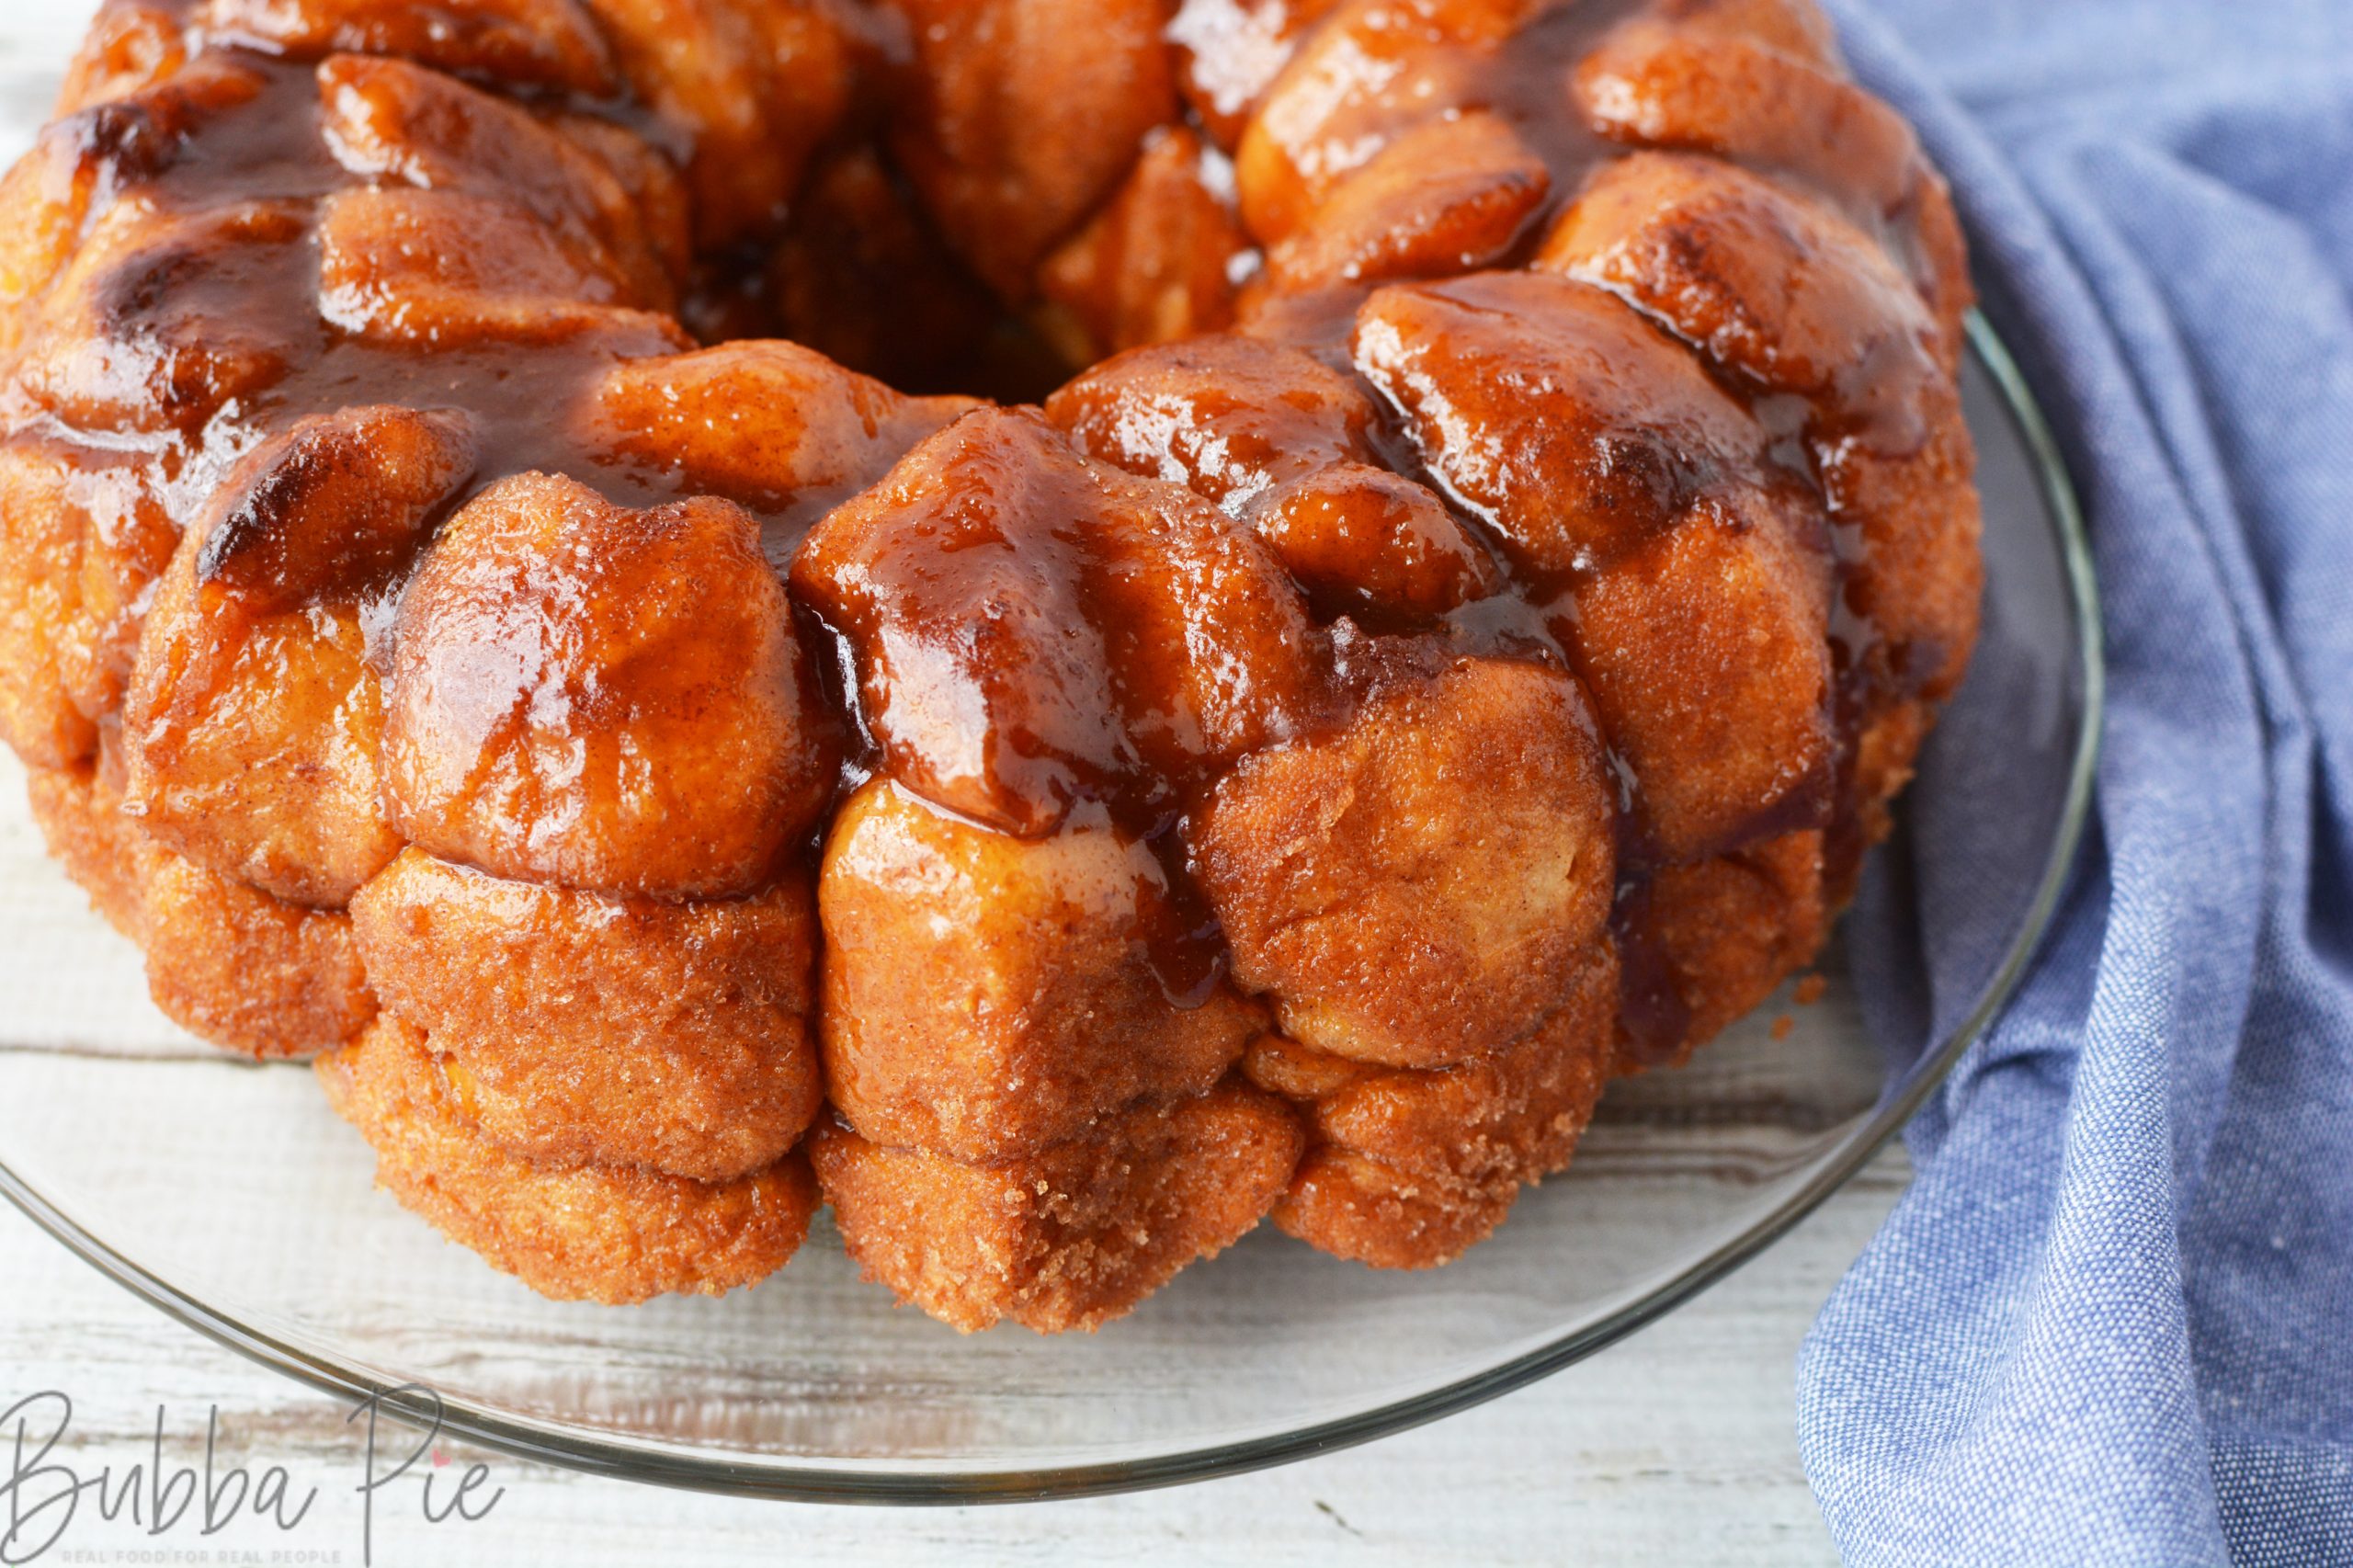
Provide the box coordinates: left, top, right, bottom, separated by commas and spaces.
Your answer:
0, 1159, 1900, 1565
0, 11, 1899, 1561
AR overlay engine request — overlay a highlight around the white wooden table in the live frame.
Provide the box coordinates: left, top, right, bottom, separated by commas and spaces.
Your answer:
0, 8, 1900, 1560
0, 1159, 1896, 1565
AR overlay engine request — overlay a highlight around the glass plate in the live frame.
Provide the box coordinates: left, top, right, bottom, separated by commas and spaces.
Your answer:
0, 316, 2098, 1503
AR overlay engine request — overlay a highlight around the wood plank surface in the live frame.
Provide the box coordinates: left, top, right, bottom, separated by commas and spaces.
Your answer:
0, 1160, 1898, 1565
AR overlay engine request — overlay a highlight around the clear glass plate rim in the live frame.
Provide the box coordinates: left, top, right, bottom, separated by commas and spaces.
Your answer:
0, 312, 2104, 1506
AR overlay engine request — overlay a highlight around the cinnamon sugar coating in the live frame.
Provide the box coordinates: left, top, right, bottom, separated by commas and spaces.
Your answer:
1194, 653, 1617, 1069
319, 1015, 820, 1303
350, 849, 824, 1182
1246, 950, 1618, 1267
28, 756, 377, 1057
811, 1080, 1304, 1333
1, 0, 1979, 1324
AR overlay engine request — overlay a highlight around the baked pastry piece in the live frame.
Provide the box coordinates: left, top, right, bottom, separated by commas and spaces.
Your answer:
0, 0, 1979, 1326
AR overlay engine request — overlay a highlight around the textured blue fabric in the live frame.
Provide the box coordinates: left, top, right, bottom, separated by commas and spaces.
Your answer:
1794, 3, 2353, 1563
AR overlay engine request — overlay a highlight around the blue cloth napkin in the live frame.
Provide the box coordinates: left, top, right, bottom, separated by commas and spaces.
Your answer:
1796, 2, 2353, 1562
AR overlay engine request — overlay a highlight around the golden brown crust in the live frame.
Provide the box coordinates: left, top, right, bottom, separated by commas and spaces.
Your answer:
0, 438, 176, 770
811, 1079, 1304, 1333
10, 140, 307, 437
120, 406, 475, 906
316, 186, 676, 347
124, 574, 394, 909
351, 849, 823, 1182
317, 52, 688, 309
1578, 20, 1921, 222
1248, 950, 1618, 1267
817, 778, 1263, 1162
25, 758, 147, 938
1195, 654, 1616, 1069
586, 341, 976, 536
318, 1015, 817, 1302
0, 0, 1982, 1323
880, 0, 1181, 298
1264, 109, 1551, 292
28, 756, 377, 1055
1235, 0, 1476, 244
1046, 332, 1378, 512
1574, 10, 1973, 344
1036, 126, 1250, 365
1249, 461, 1503, 621
1619, 828, 1827, 1069
140, 845, 380, 1058
206, 0, 620, 95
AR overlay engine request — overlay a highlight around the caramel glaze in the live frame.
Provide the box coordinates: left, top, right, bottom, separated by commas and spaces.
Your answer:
1153, 0, 1972, 1061
2, 0, 1976, 1093
2, 51, 677, 632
